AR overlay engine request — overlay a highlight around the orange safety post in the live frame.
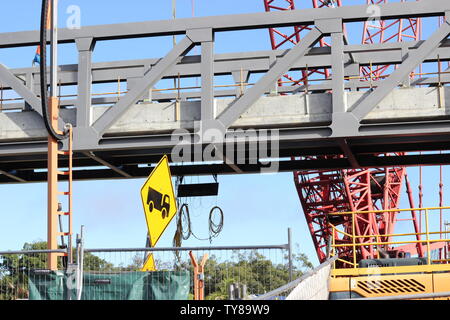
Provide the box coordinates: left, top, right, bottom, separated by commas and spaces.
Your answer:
189, 251, 208, 300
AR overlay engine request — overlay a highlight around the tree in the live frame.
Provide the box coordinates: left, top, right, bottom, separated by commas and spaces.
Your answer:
202, 248, 313, 300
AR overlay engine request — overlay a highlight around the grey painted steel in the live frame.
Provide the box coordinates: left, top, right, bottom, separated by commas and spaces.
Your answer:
0, 1, 450, 182
200, 32, 215, 125
75, 38, 95, 130
2, 41, 450, 98
82, 151, 132, 178
352, 20, 450, 120
288, 228, 293, 282
0, 1, 447, 48
330, 30, 345, 114
218, 27, 322, 129
0, 64, 43, 115
92, 36, 195, 136
0, 169, 27, 183
50, 0, 58, 97
84, 244, 289, 253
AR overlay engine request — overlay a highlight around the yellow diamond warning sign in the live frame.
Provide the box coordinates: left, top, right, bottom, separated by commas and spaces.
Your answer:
140, 155, 177, 246
141, 254, 156, 272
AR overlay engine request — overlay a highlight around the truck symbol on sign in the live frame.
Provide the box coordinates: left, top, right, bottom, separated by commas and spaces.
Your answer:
147, 187, 171, 219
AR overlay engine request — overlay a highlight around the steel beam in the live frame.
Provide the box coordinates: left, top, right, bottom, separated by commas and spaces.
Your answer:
217, 27, 323, 129
337, 139, 360, 169
3, 40, 450, 97
75, 38, 95, 129
0, 2, 449, 181
0, 169, 26, 183
330, 29, 345, 113
92, 36, 195, 136
0, 64, 43, 115
197, 29, 215, 124
0, 1, 447, 48
352, 21, 450, 120
82, 151, 132, 178
2, 152, 450, 184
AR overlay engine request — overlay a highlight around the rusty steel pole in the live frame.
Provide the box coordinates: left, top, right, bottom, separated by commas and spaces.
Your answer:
47, 98, 60, 270
47, 0, 61, 270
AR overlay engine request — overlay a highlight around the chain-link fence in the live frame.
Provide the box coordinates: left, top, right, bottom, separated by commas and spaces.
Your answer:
84, 245, 292, 300
0, 243, 298, 300
0, 249, 66, 300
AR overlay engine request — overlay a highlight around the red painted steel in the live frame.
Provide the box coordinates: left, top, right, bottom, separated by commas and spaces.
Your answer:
263, 0, 422, 267
361, 0, 421, 80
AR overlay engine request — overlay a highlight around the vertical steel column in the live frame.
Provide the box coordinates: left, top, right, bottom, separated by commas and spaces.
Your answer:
67, 125, 74, 264
47, 97, 60, 270
75, 38, 94, 129
330, 25, 345, 114
201, 31, 215, 124
287, 228, 293, 282
47, 0, 60, 270
47, 0, 73, 270
50, 0, 58, 97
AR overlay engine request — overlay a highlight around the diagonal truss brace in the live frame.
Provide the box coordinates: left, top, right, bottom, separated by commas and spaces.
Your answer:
92, 36, 195, 136
0, 64, 42, 113
83, 152, 132, 178
217, 27, 323, 129
0, 169, 26, 183
0, 64, 66, 130
351, 20, 450, 121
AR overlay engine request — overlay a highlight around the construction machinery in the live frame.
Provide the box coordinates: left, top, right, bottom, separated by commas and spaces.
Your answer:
263, 0, 450, 300
327, 207, 450, 299
263, 0, 423, 268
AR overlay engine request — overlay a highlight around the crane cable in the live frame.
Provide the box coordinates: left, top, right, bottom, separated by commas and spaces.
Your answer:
40, 0, 68, 141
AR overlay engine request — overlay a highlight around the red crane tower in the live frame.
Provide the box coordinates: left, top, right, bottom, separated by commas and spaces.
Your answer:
263, 0, 423, 267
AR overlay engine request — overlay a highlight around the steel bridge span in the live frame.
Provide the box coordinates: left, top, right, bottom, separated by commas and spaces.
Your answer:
0, 0, 450, 183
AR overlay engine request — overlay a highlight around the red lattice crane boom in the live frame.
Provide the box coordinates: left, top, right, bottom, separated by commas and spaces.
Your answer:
263, 0, 422, 267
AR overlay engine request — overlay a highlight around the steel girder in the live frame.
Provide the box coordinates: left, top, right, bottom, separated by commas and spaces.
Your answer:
0, 1, 449, 183
0, 1, 445, 49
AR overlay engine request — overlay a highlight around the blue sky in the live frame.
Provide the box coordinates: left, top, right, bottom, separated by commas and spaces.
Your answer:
0, 1, 448, 267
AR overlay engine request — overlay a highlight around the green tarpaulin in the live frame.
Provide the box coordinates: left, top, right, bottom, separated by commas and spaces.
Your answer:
29, 270, 190, 300
28, 271, 67, 300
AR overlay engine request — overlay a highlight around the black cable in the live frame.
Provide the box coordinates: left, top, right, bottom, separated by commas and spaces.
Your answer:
179, 203, 192, 240
208, 206, 224, 241
173, 200, 224, 247
40, 0, 68, 141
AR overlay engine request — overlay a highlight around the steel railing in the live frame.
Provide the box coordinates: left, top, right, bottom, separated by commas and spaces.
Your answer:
329, 206, 450, 269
